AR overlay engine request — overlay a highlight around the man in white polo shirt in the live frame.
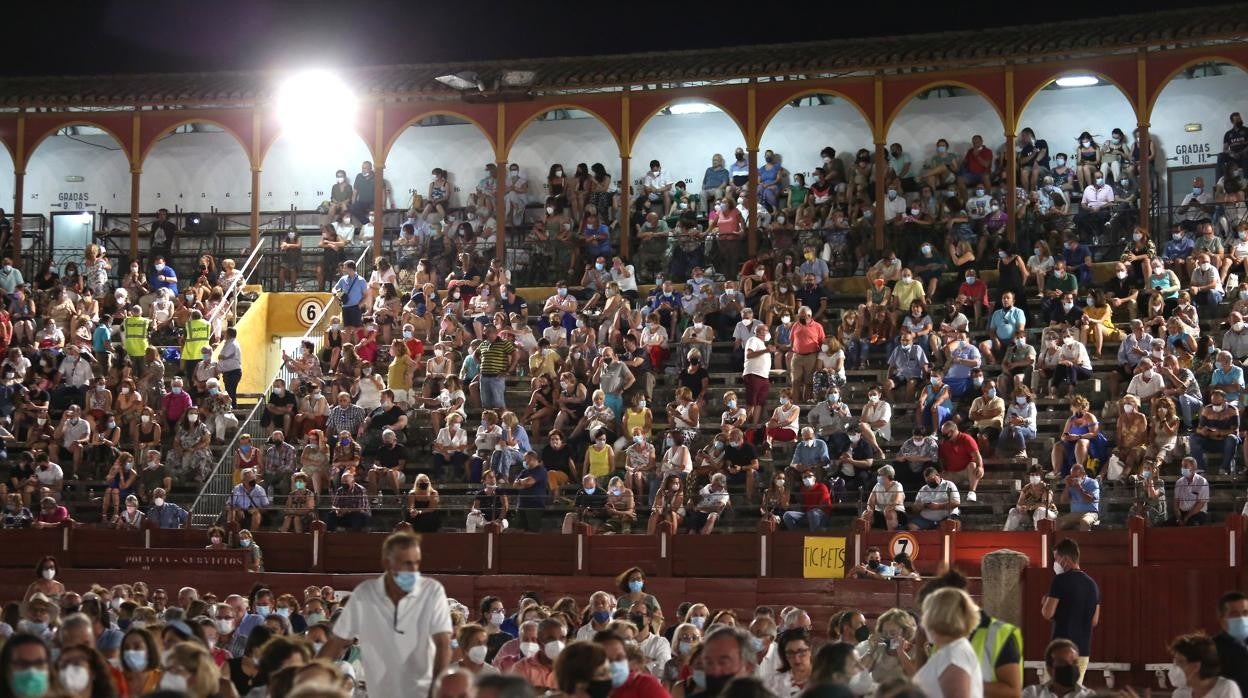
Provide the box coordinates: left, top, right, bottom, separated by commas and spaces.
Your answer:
320, 531, 452, 697
1168, 456, 1210, 527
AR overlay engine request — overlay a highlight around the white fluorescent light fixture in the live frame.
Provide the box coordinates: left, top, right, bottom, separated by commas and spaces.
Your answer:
668, 102, 720, 115
436, 72, 482, 91
501, 70, 536, 88
1054, 75, 1099, 88
277, 70, 356, 138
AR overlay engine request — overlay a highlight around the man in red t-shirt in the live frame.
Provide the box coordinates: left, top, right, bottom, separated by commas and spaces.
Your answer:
32, 497, 69, 528
958, 134, 995, 197
782, 474, 832, 531
938, 421, 984, 502
596, 630, 668, 698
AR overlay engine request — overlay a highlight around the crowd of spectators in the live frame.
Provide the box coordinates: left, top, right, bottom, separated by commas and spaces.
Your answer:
6, 116, 1248, 537
0, 534, 1245, 698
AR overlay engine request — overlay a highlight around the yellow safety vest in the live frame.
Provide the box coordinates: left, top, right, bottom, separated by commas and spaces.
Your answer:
122, 316, 150, 357
970, 615, 1023, 684
182, 318, 211, 358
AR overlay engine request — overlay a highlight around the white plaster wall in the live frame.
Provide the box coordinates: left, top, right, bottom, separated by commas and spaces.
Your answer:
5, 71, 1246, 218
139, 131, 251, 212
385, 122, 496, 210
24, 133, 129, 216
506, 116, 618, 201
260, 130, 373, 211
0, 147, 12, 211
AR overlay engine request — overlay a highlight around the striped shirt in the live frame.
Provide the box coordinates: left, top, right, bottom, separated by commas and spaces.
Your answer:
479, 339, 515, 376
331, 483, 370, 514
326, 404, 366, 436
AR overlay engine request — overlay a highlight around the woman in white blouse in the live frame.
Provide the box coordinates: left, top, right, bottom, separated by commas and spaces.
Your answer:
999, 386, 1039, 456
858, 385, 893, 451
763, 629, 814, 698
912, 588, 983, 698
1028, 240, 1056, 297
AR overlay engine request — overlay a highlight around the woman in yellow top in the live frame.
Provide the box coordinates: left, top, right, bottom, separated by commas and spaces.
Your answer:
615, 392, 652, 450
120, 627, 164, 695
387, 340, 418, 406
1079, 290, 1123, 356
583, 430, 615, 480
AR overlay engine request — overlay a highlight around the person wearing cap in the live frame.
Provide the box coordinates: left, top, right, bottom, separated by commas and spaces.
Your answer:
21, 592, 56, 640
31, 496, 69, 529
226, 469, 269, 531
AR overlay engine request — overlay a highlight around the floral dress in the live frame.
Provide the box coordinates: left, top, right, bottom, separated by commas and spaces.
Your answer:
85, 259, 110, 297
170, 423, 215, 482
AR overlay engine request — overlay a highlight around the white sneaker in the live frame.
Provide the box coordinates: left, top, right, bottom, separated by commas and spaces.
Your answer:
966, 490, 978, 502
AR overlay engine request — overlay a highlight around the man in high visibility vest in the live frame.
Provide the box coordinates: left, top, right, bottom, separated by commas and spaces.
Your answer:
918, 569, 1023, 698
122, 306, 150, 376
182, 309, 212, 379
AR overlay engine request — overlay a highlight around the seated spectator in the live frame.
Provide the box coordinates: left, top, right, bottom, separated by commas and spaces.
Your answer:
227, 468, 269, 531
562, 474, 608, 534
1022, 638, 1094, 698
147, 487, 188, 529
1167, 457, 1210, 527
685, 473, 729, 535
1192, 390, 1241, 475
908, 467, 960, 531
1006, 465, 1057, 531
782, 473, 832, 532
863, 465, 906, 532
1057, 464, 1100, 531
326, 470, 371, 532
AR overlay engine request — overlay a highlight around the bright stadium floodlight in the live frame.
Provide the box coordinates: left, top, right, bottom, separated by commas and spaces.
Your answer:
1054, 75, 1099, 88
667, 102, 720, 115
276, 70, 356, 138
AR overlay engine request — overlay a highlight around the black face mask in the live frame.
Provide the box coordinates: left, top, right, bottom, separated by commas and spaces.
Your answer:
1052, 664, 1079, 687
629, 613, 647, 629
703, 673, 733, 697
587, 679, 615, 698
867, 559, 881, 570
854, 624, 872, 643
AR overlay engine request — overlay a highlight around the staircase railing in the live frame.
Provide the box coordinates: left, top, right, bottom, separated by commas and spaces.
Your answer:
187, 246, 372, 527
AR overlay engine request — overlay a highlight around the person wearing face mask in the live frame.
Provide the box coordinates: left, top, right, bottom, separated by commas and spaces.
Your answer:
226, 468, 270, 533
781, 471, 832, 532
1213, 591, 1248, 694
0, 632, 52, 698
507, 618, 566, 689
1178, 177, 1216, 231
1020, 638, 1093, 698
1189, 250, 1226, 307
316, 532, 453, 697
1166, 633, 1240, 698
1191, 389, 1242, 475
1165, 456, 1211, 527
706, 194, 746, 278
452, 624, 500, 677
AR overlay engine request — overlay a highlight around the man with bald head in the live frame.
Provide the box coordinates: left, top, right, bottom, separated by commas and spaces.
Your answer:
434, 668, 476, 698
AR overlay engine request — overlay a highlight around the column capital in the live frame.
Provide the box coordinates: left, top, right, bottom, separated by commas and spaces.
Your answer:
130, 168, 142, 176
1136, 121, 1152, 129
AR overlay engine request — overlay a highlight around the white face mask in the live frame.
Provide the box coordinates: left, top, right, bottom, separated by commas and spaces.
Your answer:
1029, 475, 1041, 485
520, 641, 540, 658
543, 640, 565, 660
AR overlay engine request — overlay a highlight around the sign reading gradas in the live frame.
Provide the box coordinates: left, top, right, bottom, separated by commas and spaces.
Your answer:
802, 536, 847, 579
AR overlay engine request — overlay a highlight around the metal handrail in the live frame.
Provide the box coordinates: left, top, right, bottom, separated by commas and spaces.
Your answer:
187, 245, 372, 527
205, 240, 265, 329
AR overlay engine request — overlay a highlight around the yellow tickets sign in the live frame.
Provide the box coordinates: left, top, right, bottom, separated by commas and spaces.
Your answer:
803, 536, 848, 579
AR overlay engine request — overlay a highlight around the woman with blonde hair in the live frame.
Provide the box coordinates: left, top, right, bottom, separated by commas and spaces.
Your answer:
858, 608, 919, 686
407, 473, 442, 532
913, 588, 983, 697
160, 641, 219, 697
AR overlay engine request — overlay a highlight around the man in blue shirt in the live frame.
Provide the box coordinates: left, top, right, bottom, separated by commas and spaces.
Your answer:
92, 315, 113, 359
1162, 225, 1196, 270
787, 427, 831, 480
513, 451, 549, 533
944, 330, 982, 399
982, 291, 1025, 363
147, 487, 189, 529
150, 257, 178, 294
1057, 464, 1099, 531
334, 260, 366, 328
1061, 235, 1094, 287
1211, 351, 1246, 405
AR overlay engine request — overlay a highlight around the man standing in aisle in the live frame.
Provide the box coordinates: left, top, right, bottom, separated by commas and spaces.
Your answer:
334, 260, 366, 329
1041, 538, 1100, 682
788, 306, 824, 404
319, 532, 452, 697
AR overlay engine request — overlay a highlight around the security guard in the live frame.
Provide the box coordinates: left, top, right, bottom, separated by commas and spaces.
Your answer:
122, 305, 151, 376
182, 309, 212, 378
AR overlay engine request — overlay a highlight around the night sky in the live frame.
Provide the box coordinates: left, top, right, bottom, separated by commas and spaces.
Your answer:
6, 0, 1243, 77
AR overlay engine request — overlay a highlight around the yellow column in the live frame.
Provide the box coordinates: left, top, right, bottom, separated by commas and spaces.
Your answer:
872, 75, 886, 252
250, 109, 262, 249
746, 148, 759, 258
11, 111, 24, 267
1136, 50, 1152, 226
372, 105, 385, 260
1004, 66, 1017, 243
130, 112, 142, 260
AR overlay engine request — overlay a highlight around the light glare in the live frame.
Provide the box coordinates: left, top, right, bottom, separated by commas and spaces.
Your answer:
1054, 75, 1099, 88
277, 70, 356, 138
668, 102, 720, 115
